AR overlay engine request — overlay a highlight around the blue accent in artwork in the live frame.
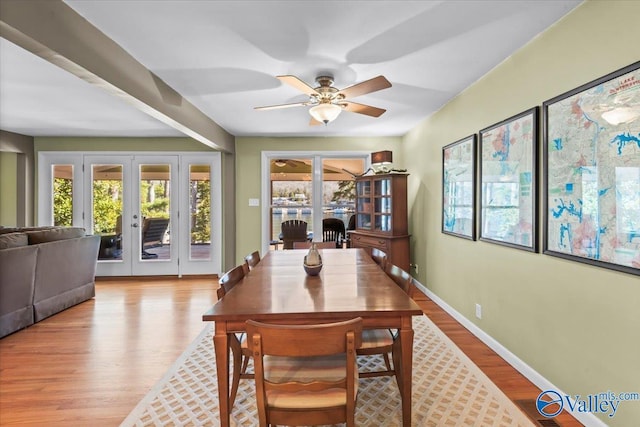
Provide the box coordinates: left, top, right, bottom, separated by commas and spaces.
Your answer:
559, 223, 571, 249
492, 125, 510, 162
610, 132, 640, 155
551, 198, 583, 221
598, 187, 611, 197
553, 138, 563, 151
443, 211, 455, 231
565, 183, 574, 194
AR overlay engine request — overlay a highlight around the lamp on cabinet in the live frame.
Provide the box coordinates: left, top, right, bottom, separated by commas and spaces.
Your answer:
371, 150, 393, 173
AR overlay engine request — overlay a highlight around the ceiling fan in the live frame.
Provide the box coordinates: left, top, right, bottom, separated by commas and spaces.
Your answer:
255, 75, 392, 125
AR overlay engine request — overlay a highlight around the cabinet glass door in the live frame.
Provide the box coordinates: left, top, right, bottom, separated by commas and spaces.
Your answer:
374, 178, 392, 232
356, 180, 371, 230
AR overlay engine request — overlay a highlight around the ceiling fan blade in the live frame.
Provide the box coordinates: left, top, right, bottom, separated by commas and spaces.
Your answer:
254, 101, 311, 111
309, 117, 323, 126
277, 75, 319, 96
342, 101, 386, 117
338, 75, 391, 99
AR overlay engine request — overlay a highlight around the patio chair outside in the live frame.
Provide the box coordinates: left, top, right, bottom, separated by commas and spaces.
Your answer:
280, 220, 308, 249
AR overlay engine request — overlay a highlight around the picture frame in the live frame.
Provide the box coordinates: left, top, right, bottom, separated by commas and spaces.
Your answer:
479, 107, 538, 251
442, 135, 476, 240
543, 61, 640, 276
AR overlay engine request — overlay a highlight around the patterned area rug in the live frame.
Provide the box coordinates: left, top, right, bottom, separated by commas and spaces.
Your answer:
121, 315, 535, 426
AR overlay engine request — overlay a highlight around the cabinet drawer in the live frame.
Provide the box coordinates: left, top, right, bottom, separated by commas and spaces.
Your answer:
351, 234, 389, 251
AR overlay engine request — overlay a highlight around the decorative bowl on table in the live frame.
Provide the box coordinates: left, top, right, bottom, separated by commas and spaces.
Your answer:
303, 262, 323, 276
303, 254, 323, 276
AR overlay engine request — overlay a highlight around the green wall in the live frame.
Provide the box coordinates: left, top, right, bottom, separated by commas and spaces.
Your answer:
235, 136, 402, 264
402, 1, 639, 425
0, 152, 18, 225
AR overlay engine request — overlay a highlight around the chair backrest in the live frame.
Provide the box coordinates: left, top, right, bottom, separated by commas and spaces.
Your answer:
244, 251, 261, 271
217, 264, 246, 300
293, 241, 337, 249
322, 218, 346, 247
346, 214, 356, 231
246, 317, 363, 427
141, 217, 169, 248
280, 220, 308, 249
384, 262, 412, 295
370, 248, 388, 270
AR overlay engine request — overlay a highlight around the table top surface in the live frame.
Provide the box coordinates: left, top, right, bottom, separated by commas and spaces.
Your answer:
202, 248, 423, 322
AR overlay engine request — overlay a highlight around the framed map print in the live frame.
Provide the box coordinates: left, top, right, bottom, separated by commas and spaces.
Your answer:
442, 135, 476, 240
479, 108, 538, 251
543, 61, 640, 276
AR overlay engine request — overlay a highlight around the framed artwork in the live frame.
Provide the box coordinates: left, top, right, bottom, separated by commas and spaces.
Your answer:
543, 61, 640, 276
442, 135, 476, 240
479, 107, 538, 251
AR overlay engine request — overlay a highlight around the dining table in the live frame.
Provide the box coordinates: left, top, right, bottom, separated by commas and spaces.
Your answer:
202, 248, 424, 426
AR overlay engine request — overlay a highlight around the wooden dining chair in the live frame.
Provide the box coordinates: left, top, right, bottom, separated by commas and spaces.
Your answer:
216, 264, 252, 408
370, 248, 388, 270
292, 241, 337, 249
243, 250, 261, 272
322, 217, 346, 248
246, 317, 363, 427
357, 262, 413, 379
280, 219, 308, 249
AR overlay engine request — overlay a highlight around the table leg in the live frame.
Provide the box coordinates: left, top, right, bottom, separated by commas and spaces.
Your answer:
393, 318, 414, 427
213, 323, 230, 427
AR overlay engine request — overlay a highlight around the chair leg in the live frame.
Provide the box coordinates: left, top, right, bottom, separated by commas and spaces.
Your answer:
382, 352, 392, 371
240, 353, 250, 375
229, 345, 243, 409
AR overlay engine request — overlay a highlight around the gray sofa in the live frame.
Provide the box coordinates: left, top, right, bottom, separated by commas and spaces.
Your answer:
0, 227, 100, 338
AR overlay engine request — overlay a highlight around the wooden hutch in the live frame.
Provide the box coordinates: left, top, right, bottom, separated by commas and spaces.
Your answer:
349, 172, 410, 271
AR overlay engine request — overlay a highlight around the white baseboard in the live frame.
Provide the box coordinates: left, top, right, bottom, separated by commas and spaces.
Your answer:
413, 280, 606, 427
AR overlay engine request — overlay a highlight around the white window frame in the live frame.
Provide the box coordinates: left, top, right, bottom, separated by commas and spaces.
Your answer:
260, 150, 370, 254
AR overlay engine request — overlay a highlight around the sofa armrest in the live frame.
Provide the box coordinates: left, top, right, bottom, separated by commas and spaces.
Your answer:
0, 245, 38, 337
33, 235, 100, 321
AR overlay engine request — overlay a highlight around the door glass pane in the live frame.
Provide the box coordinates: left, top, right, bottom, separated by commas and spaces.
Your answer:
189, 164, 211, 260
322, 158, 365, 245
52, 165, 73, 226
92, 164, 123, 261
270, 158, 313, 244
139, 164, 171, 261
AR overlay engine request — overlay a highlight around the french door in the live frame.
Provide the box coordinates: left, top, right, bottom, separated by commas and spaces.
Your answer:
85, 155, 179, 276
38, 152, 221, 276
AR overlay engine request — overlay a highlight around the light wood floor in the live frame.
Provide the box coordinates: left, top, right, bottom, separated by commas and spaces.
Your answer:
0, 278, 581, 426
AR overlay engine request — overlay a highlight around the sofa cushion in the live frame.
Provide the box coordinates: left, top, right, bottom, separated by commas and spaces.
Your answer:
0, 227, 20, 235
0, 232, 28, 249
26, 227, 86, 244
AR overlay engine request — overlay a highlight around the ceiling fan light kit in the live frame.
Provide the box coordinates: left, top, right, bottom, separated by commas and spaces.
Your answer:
255, 74, 392, 126
309, 103, 342, 124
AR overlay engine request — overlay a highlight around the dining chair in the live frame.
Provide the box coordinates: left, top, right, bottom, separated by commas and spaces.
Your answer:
292, 241, 337, 249
357, 262, 413, 380
322, 217, 346, 248
345, 214, 356, 248
243, 250, 261, 272
246, 317, 363, 427
216, 264, 252, 408
280, 219, 308, 249
370, 248, 388, 270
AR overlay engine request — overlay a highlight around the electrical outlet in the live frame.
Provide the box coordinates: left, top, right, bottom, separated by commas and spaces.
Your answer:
410, 264, 418, 274
475, 303, 482, 319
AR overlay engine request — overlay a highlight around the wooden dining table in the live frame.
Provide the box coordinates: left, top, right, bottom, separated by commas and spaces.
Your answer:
202, 248, 424, 426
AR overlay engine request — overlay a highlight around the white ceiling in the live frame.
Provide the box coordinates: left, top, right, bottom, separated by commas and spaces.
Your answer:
0, 0, 582, 140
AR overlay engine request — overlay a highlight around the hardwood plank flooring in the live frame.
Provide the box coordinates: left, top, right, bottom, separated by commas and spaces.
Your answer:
0, 278, 582, 426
